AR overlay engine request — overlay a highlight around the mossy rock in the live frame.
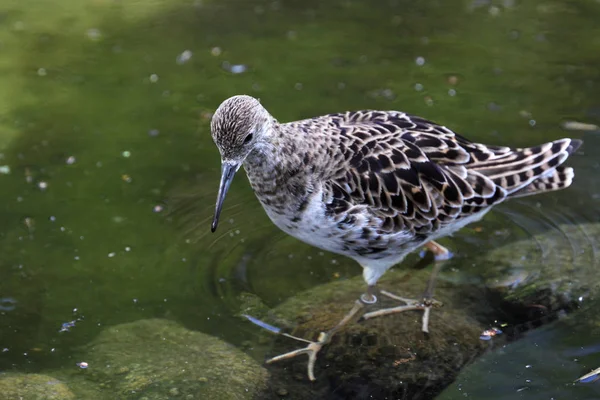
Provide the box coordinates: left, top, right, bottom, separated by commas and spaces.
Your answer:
258, 267, 495, 399
0, 374, 76, 400
68, 318, 269, 400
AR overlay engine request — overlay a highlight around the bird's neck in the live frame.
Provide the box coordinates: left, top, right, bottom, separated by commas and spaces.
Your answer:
243, 124, 315, 212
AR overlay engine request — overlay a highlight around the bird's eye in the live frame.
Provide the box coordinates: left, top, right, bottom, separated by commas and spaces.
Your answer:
244, 133, 253, 144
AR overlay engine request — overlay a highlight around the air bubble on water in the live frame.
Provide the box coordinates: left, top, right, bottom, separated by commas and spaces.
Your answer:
66, 156, 76, 164
148, 129, 159, 137
86, 28, 102, 41
149, 74, 159, 83
414, 83, 423, 91
122, 151, 131, 158
125, 246, 131, 252
38, 181, 48, 190
108, 252, 116, 258
37, 68, 47, 76
529, 119, 536, 127
415, 56, 425, 66
211, 47, 222, 56
448, 89, 457, 96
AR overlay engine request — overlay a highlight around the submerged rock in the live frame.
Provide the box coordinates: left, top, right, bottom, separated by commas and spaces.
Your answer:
0, 374, 76, 400
69, 318, 268, 400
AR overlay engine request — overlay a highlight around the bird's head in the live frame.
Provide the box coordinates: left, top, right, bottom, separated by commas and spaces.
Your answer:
210, 95, 274, 232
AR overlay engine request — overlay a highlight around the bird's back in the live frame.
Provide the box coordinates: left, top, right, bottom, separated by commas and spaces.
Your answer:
284, 110, 582, 249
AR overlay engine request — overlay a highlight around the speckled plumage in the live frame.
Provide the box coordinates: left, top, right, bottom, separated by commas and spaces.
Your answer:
211, 95, 582, 285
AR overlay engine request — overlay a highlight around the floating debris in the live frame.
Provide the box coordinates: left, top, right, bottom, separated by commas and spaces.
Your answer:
447, 75, 459, 85
211, 47, 222, 56
561, 121, 599, 132
479, 327, 502, 341
243, 314, 281, 334
76, 361, 89, 369
575, 367, 600, 383
230, 64, 247, 74
59, 320, 77, 332
0, 297, 17, 311
176, 50, 193, 65
86, 28, 102, 41
37, 68, 47, 76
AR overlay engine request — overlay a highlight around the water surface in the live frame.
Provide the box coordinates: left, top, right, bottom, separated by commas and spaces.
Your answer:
0, 0, 599, 398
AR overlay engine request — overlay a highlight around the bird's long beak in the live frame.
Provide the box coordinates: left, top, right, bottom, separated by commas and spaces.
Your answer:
211, 161, 240, 232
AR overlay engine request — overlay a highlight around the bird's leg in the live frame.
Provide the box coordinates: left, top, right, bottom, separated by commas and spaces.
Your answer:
423, 240, 453, 261
362, 260, 445, 333
266, 289, 376, 381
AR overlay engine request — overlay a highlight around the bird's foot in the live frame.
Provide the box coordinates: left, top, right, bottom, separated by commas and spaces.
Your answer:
361, 290, 442, 333
264, 299, 365, 381
266, 331, 330, 381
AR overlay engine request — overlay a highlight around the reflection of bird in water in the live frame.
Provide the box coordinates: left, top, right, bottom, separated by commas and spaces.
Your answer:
209, 95, 582, 380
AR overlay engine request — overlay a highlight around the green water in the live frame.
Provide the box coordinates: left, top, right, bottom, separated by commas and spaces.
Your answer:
0, 0, 599, 398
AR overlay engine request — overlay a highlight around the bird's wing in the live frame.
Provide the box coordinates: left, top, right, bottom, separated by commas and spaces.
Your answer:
321, 110, 579, 235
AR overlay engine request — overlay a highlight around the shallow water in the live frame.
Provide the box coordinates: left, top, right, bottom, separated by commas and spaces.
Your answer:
0, 0, 599, 398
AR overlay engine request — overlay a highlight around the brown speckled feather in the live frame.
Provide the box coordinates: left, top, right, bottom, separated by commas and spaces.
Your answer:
287, 110, 581, 238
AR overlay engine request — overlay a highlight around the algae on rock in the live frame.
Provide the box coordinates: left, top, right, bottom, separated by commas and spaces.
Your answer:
0, 374, 76, 400
63, 318, 269, 400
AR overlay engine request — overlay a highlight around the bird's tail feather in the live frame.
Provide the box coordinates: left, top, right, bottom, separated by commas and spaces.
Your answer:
471, 138, 582, 197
